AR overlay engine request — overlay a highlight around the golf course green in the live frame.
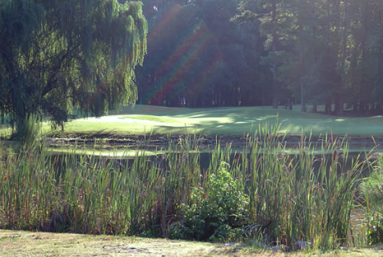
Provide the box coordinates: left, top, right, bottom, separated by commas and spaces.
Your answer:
1, 105, 381, 138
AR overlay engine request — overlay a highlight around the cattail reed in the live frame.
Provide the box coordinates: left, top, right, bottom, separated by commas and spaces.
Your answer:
0, 126, 370, 250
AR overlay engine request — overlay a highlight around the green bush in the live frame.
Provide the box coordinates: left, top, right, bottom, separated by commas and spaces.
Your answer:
361, 157, 383, 214
360, 156, 383, 244
169, 162, 249, 242
365, 214, 383, 245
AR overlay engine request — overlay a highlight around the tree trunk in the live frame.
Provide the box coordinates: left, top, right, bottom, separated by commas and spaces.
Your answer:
271, 2, 278, 109
337, 0, 348, 116
313, 103, 317, 113
335, 93, 343, 116
300, 46, 306, 112
0, 107, 4, 125
272, 61, 278, 109
325, 102, 331, 114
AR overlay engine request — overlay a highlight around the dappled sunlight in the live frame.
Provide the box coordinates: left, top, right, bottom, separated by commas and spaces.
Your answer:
79, 116, 165, 125
178, 116, 234, 125
188, 113, 208, 118
3, 0, 383, 251
119, 115, 179, 124
283, 124, 304, 134
18, 105, 383, 137
0, 128, 12, 138
308, 124, 336, 133
369, 115, 383, 119
256, 115, 278, 121
49, 148, 158, 157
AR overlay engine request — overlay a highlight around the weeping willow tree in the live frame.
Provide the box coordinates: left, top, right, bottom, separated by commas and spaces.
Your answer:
0, 0, 147, 134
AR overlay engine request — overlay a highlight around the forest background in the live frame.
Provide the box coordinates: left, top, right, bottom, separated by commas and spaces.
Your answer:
2, 0, 383, 129
134, 0, 383, 116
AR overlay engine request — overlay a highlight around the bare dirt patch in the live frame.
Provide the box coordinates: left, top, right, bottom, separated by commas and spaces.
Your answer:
0, 229, 241, 257
1, 230, 383, 257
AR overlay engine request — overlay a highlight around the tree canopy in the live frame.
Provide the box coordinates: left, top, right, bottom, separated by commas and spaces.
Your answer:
133, 0, 383, 116
0, 0, 147, 130
2, 0, 383, 124
231, 0, 383, 115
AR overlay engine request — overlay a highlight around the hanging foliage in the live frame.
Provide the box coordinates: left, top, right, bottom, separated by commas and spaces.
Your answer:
0, 0, 147, 131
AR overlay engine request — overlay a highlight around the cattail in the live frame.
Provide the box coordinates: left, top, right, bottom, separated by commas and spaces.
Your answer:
356, 162, 364, 171
333, 150, 337, 161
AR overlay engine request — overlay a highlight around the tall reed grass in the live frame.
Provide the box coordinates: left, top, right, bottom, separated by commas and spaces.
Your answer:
0, 124, 370, 250
11, 114, 41, 145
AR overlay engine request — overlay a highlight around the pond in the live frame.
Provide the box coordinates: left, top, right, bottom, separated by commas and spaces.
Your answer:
45, 133, 383, 157
47, 141, 376, 181
1, 134, 376, 248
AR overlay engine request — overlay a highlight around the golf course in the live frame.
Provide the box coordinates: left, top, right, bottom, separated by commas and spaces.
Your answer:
26, 105, 383, 137
1, 104, 383, 257
2, 0, 383, 255
2, 104, 382, 153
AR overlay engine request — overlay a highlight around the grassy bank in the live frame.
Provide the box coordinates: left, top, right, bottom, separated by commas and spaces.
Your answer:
52, 105, 383, 137
0, 125, 374, 251
2, 105, 383, 139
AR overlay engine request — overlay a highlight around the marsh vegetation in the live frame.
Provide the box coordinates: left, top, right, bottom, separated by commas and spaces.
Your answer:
2, 0, 383, 254
2, 123, 381, 252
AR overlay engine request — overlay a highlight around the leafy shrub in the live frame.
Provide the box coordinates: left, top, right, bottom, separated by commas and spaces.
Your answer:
361, 160, 383, 213
169, 162, 249, 242
365, 214, 383, 245
360, 156, 383, 244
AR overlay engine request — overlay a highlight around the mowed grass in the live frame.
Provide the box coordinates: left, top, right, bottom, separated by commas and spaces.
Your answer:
1, 105, 383, 138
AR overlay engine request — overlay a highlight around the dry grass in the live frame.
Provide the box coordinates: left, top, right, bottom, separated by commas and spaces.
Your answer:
0, 229, 252, 257
1, 229, 382, 257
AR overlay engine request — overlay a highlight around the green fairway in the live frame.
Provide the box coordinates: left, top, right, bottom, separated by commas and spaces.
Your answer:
1, 105, 383, 138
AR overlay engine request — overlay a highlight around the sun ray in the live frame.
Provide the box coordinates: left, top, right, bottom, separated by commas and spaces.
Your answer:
142, 20, 215, 104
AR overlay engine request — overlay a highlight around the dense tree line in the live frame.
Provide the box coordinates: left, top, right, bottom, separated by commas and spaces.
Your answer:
136, 0, 383, 115
2, 0, 383, 124
135, 0, 271, 108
